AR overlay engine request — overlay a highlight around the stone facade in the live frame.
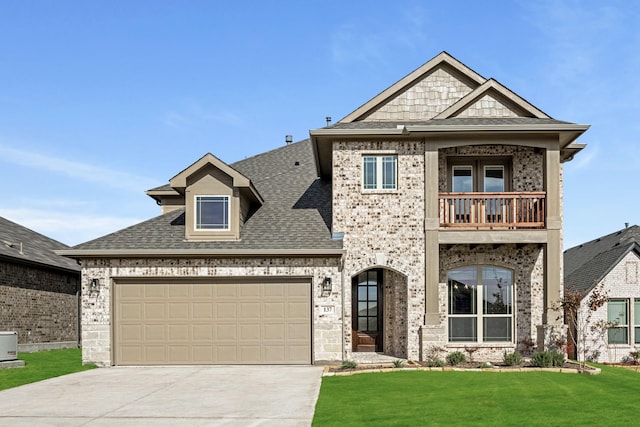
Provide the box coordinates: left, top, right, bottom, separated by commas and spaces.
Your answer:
438, 145, 544, 192
578, 251, 640, 363
437, 244, 545, 361
80, 257, 342, 366
332, 139, 426, 360
0, 259, 79, 345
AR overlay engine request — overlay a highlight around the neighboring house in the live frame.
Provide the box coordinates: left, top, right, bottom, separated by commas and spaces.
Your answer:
60, 52, 589, 366
0, 216, 80, 351
564, 225, 640, 363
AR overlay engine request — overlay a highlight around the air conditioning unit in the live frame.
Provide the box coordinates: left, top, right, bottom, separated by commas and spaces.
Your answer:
0, 331, 18, 361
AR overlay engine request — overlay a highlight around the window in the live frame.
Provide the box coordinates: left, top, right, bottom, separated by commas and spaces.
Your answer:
448, 158, 510, 192
195, 196, 229, 230
363, 155, 396, 190
448, 266, 513, 342
607, 299, 628, 344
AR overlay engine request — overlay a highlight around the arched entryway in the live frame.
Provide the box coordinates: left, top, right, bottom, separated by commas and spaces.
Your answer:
352, 269, 383, 352
351, 268, 408, 357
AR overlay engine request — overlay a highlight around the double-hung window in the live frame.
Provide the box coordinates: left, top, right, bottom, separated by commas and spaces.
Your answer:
607, 299, 629, 344
195, 195, 230, 230
363, 155, 397, 190
448, 266, 513, 342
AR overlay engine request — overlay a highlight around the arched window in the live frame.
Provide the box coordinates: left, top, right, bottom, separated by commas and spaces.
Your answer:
447, 266, 513, 343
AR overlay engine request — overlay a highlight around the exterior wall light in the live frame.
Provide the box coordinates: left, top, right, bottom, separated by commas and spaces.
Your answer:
321, 277, 332, 295
88, 278, 100, 295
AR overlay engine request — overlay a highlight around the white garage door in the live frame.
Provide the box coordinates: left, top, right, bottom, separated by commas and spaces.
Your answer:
113, 280, 311, 365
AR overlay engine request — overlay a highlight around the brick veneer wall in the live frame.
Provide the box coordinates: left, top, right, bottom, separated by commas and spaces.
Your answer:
578, 251, 640, 363
80, 256, 342, 366
333, 139, 426, 360
0, 259, 79, 345
439, 244, 545, 361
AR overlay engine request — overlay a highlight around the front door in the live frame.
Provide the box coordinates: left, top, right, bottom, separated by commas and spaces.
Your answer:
352, 270, 383, 352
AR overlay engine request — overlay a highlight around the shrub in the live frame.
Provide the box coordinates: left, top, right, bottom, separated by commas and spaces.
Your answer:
426, 359, 444, 367
531, 350, 564, 368
503, 351, 523, 366
340, 360, 357, 370
392, 359, 405, 368
446, 351, 467, 366
629, 351, 640, 365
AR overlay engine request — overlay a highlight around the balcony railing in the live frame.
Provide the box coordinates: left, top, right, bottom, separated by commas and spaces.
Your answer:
439, 192, 546, 229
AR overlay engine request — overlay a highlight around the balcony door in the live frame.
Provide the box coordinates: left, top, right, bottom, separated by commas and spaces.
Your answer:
449, 158, 510, 224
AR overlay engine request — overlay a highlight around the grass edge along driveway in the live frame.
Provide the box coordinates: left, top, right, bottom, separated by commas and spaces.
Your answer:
313, 365, 640, 426
0, 348, 96, 391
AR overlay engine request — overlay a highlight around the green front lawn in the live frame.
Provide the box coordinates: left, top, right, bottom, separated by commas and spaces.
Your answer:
0, 348, 96, 391
313, 365, 640, 426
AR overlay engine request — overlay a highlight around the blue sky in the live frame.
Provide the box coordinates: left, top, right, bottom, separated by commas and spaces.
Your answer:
0, 0, 638, 249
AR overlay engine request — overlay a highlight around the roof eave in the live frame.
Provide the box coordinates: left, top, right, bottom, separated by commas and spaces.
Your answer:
56, 248, 345, 259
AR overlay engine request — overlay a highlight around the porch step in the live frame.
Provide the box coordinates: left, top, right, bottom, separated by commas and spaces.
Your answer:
350, 352, 405, 365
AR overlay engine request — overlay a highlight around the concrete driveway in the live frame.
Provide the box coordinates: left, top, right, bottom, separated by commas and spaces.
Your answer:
0, 365, 324, 426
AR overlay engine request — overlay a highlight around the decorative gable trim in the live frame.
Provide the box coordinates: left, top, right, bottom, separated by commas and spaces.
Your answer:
170, 153, 263, 204
434, 79, 549, 120
339, 51, 486, 123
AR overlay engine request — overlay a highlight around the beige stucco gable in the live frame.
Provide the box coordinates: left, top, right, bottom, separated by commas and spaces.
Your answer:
340, 51, 486, 123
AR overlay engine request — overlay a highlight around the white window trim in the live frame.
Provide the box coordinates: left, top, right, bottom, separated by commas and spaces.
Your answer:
194, 195, 230, 231
447, 266, 515, 344
362, 154, 397, 191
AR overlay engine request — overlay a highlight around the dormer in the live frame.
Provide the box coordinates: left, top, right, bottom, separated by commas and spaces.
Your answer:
148, 153, 263, 241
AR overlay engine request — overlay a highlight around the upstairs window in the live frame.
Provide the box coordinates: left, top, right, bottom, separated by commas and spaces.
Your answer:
363, 155, 397, 190
195, 195, 229, 230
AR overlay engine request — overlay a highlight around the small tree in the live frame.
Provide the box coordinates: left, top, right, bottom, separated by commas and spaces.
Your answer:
557, 282, 608, 370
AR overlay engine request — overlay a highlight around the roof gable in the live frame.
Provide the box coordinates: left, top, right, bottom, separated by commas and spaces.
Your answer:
434, 79, 549, 119
169, 153, 263, 204
340, 51, 486, 123
564, 225, 640, 295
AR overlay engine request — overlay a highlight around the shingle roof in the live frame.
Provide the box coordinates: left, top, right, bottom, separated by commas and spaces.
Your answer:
564, 225, 640, 294
72, 139, 341, 252
0, 216, 80, 272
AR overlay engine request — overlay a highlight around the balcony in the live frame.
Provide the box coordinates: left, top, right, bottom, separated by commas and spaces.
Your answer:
439, 192, 546, 229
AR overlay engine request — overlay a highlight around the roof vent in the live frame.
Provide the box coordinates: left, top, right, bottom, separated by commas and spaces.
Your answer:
285, 135, 293, 145
626, 222, 629, 228
326, 116, 332, 126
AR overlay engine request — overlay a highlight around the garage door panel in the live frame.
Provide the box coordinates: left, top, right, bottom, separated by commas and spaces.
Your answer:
144, 303, 165, 320
119, 324, 142, 341
288, 323, 310, 340
239, 283, 261, 297
144, 324, 166, 341
192, 325, 214, 340
193, 302, 213, 319
216, 323, 237, 340
239, 303, 261, 319
144, 346, 167, 363
115, 281, 311, 365
168, 346, 189, 362
216, 303, 236, 319
264, 324, 285, 340
169, 285, 190, 297
145, 285, 166, 298
239, 324, 260, 340
215, 284, 237, 297
264, 302, 285, 318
